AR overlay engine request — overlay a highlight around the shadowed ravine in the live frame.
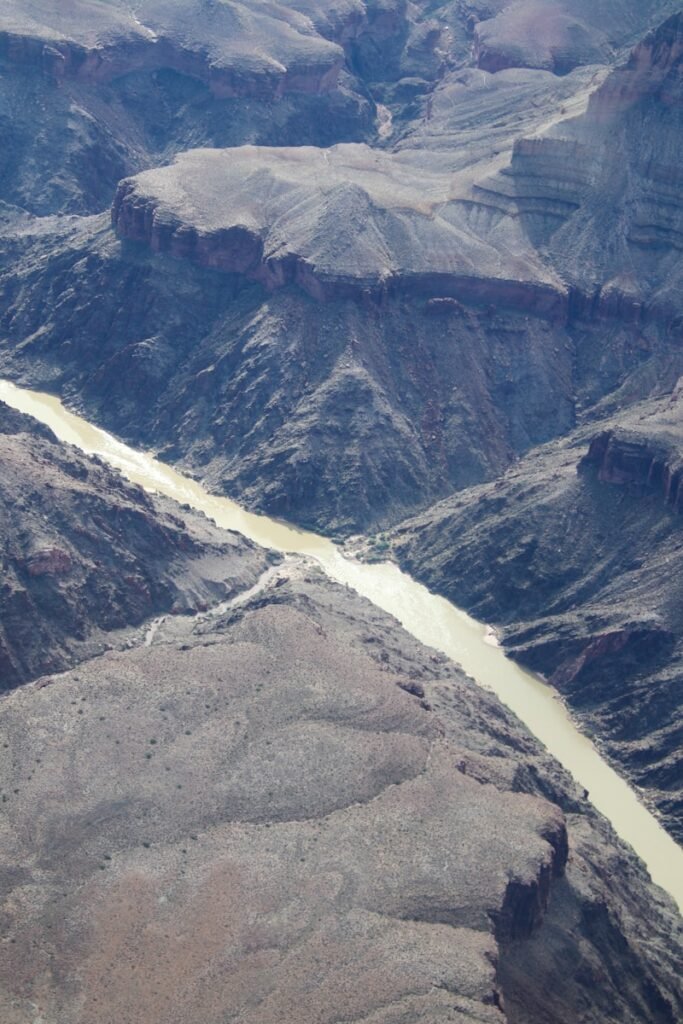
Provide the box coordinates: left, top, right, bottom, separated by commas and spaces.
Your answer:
1, 376, 681, 915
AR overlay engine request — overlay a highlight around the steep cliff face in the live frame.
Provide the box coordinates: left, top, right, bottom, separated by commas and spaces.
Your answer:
0, 0, 376, 216
479, 11, 683, 325
1, 10, 682, 533
1, 217, 680, 535
0, 3, 682, 1020
0, 554, 681, 1024
0, 400, 271, 688
0, 0, 349, 93
110, 143, 567, 313
0, 213, 582, 532
580, 429, 683, 513
392, 386, 683, 838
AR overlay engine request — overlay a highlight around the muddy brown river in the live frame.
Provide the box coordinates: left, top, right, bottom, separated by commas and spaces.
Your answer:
1, 378, 681, 913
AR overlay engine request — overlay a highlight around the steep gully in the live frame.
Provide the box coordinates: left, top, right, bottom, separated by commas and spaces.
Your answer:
1, 377, 681, 915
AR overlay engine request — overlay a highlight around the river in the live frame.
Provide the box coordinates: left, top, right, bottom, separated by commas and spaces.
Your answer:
1, 377, 681, 914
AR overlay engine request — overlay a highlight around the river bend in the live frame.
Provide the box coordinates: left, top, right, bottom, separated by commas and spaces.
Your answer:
1, 378, 681, 914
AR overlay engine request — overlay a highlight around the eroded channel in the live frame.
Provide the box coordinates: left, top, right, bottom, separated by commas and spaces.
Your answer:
2, 377, 682, 913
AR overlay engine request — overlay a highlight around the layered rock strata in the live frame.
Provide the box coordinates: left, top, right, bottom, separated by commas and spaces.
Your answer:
3, 12, 683, 533
476, 12, 683, 324
111, 144, 566, 315
0, 0, 346, 95
0, 3, 681, 1021
469, 0, 680, 75
0, 1, 374, 216
581, 429, 683, 514
0, 212, 579, 532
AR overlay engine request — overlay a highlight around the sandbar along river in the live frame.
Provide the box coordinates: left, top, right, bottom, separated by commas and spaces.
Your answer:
1, 377, 681, 914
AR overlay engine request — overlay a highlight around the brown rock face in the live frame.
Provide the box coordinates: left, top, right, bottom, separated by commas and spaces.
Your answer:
111, 181, 265, 274
6, 7, 683, 542
0, 564, 680, 1024
588, 11, 683, 120
549, 626, 677, 692
2, 2, 683, 1018
25, 545, 73, 577
580, 430, 683, 514
493, 820, 569, 943
110, 145, 568, 318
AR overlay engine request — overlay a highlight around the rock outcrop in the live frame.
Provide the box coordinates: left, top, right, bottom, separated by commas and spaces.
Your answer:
0, 400, 271, 688
0, 1, 375, 216
0, 0, 347, 94
0, 560, 680, 1023
0, 3, 682, 1021
470, 0, 678, 75
111, 143, 566, 314
0, 211, 581, 532
392, 385, 683, 838
1, 10, 682, 534
580, 429, 683, 513
477, 11, 683, 324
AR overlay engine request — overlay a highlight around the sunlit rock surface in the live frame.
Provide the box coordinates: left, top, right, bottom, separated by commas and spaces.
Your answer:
0, 3, 682, 1022
470, 0, 678, 74
112, 143, 566, 311
1, 558, 681, 1024
476, 12, 683, 322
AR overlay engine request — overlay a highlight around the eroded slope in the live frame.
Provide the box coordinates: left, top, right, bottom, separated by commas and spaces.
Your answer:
2, 14, 682, 533
0, 399, 271, 688
0, 0, 376, 215
393, 384, 683, 837
0, 564, 681, 1023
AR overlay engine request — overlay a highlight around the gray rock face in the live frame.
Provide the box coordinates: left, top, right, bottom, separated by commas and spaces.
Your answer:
0, 559, 681, 1023
470, 0, 679, 74
0, 4, 682, 1021
0, 0, 345, 91
0, 215, 580, 531
1, 8, 682, 534
0, 0, 375, 216
392, 385, 683, 838
0, 400, 271, 688
107, 10, 683, 337
478, 11, 683, 324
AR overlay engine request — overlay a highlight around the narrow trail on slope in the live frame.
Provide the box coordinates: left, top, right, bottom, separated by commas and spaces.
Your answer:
1, 377, 681, 914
